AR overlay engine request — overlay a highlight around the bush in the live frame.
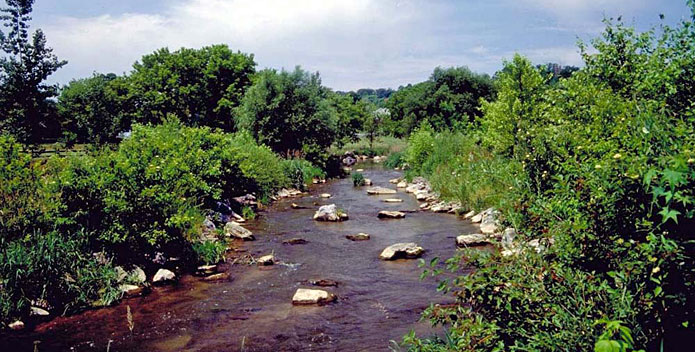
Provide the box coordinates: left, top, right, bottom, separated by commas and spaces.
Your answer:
352, 172, 365, 186
281, 158, 325, 191
383, 151, 404, 169
334, 135, 406, 157
51, 122, 288, 262
192, 240, 227, 265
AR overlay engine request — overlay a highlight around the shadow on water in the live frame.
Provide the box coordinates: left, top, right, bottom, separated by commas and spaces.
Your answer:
1, 164, 479, 351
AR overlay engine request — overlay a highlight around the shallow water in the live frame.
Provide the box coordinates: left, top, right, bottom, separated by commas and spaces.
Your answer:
2, 165, 477, 351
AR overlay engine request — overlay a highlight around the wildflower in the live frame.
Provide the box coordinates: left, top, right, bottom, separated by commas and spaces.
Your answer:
613, 153, 622, 159
595, 164, 602, 169
688, 158, 694, 164
652, 267, 661, 274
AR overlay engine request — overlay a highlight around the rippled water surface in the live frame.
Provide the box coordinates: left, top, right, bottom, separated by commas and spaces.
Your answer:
2, 165, 477, 351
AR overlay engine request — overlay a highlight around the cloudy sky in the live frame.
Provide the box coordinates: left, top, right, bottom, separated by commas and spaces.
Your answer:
32, 0, 690, 91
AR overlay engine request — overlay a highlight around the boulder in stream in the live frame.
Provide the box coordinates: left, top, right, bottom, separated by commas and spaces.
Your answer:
396, 181, 407, 188
224, 221, 255, 240
310, 279, 339, 287
152, 269, 176, 283
9, 320, 24, 330
366, 186, 397, 195
313, 204, 348, 222
319, 193, 332, 198
119, 284, 144, 298
377, 211, 406, 219
292, 288, 337, 305
346, 233, 371, 241
257, 254, 275, 266
379, 243, 424, 260
283, 238, 308, 245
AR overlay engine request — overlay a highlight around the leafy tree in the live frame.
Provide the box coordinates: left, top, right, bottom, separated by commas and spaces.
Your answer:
385, 66, 495, 136
0, 0, 66, 143
235, 67, 339, 165
129, 45, 255, 130
57, 73, 134, 144
324, 91, 369, 145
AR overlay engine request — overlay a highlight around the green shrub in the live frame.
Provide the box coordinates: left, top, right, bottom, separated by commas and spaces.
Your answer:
192, 240, 227, 265
334, 135, 407, 157
383, 151, 404, 169
352, 172, 365, 186
241, 206, 256, 220
51, 121, 288, 260
281, 158, 325, 190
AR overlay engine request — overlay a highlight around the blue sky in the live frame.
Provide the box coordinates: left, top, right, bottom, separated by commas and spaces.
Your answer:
31, 0, 691, 90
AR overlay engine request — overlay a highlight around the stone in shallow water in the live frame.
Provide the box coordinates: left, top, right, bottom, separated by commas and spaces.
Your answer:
319, 193, 331, 198
153, 268, 176, 283
366, 186, 397, 195
119, 284, 144, 298
379, 243, 424, 260
196, 264, 218, 276
378, 211, 406, 219
30, 306, 50, 316
9, 320, 24, 330
346, 233, 371, 241
310, 279, 339, 287
203, 272, 230, 281
313, 204, 348, 222
290, 203, 307, 209
397, 181, 407, 188
381, 198, 403, 203
257, 254, 275, 266
225, 221, 255, 240
292, 288, 337, 305
456, 234, 491, 247
283, 238, 308, 245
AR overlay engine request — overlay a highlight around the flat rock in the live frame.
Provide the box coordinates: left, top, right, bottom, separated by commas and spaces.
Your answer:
257, 254, 275, 266
456, 234, 491, 247
292, 288, 337, 305
30, 307, 50, 316
291, 203, 307, 209
379, 242, 424, 260
381, 198, 403, 203
224, 221, 255, 240
367, 186, 397, 195
364, 178, 373, 186
203, 272, 231, 281
152, 268, 176, 283
396, 181, 407, 188
463, 210, 476, 219
196, 264, 218, 276
283, 238, 308, 245
378, 211, 406, 219
319, 193, 331, 198
389, 178, 401, 184
346, 233, 371, 241
119, 284, 144, 298
356, 168, 364, 172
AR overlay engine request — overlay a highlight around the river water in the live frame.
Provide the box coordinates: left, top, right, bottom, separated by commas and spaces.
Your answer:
2, 165, 477, 351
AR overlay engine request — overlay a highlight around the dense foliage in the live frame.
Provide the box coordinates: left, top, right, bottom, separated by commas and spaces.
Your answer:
384, 67, 495, 136
236, 67, 367, 166
405, 7, 695, 351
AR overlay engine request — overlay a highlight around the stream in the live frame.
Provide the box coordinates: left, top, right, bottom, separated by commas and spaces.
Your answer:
2, 164, 478, 351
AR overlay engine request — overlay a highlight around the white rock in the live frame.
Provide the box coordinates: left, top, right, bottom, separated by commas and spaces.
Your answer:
257, 254, 275, 266
456, 234, 491, 247
366, 186, 397, 195
313, 204, 348, 222
30, 307, 50, 316
152, 268, 176, 283
381, 198, 404, 203
119, 284, 143, 297
9, 320, 24, 330
292, 288, 336, 305
356, 168, 364, 172
379, 243, 424, 260
463, 210, 476, 219
389, 178, 401, 184
346, 233, 371, 241
396, 181, 407, 188
377, 211, 406, 219
320, 193, 331, 198
197, 264, 218, 275
224, 221, 255, 240
364, 178, 373, 186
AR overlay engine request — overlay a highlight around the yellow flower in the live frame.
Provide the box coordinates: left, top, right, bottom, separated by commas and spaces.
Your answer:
595, 164, 602, 169
613, 153, 622, 159
652, 267, 661, 274
688, 158, 694, 164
